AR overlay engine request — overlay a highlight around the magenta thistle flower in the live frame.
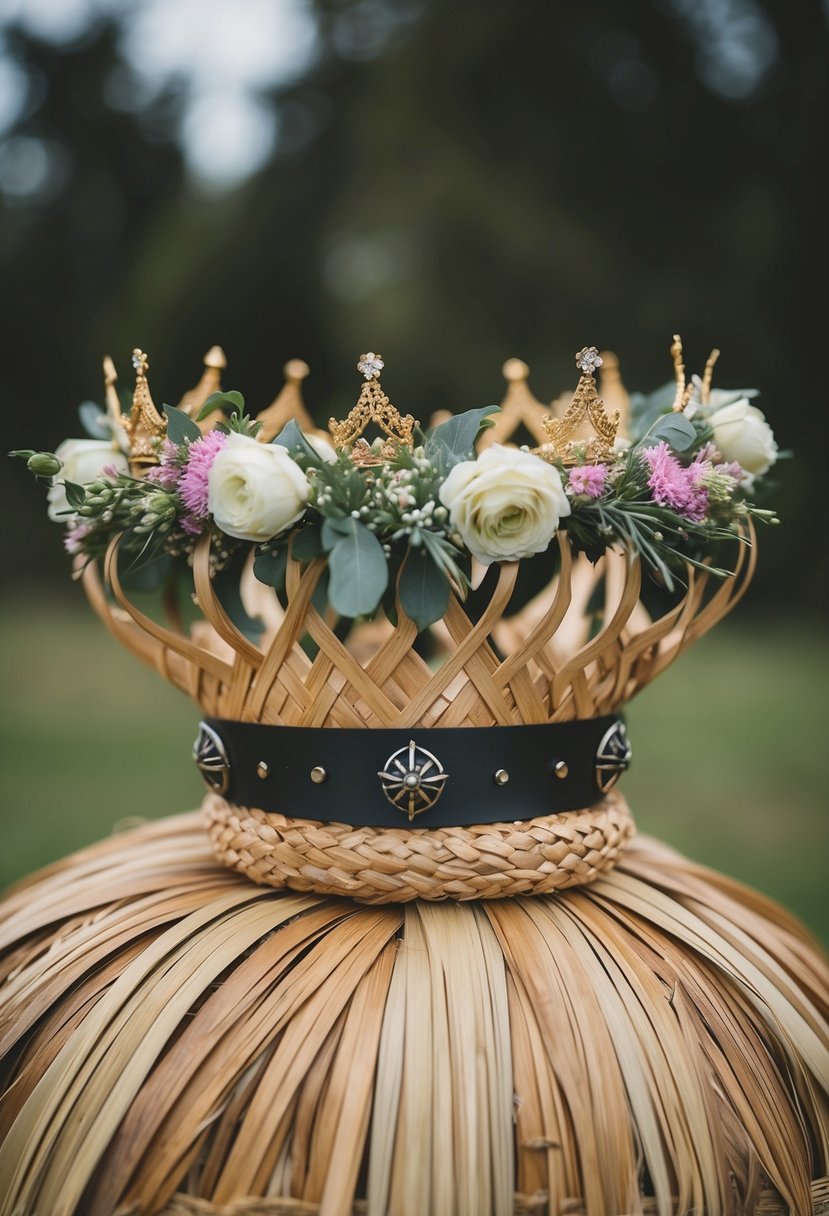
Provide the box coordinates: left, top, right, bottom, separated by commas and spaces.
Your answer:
567, 463, 608, 498
145, 439, 182, 489
180, 512, 204, 536
178, 429, 228, 518
144, 464, 179, 489
642, 442, 709, 521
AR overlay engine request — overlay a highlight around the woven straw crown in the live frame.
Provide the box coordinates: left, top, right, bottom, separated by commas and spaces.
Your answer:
83, 349, 755, 731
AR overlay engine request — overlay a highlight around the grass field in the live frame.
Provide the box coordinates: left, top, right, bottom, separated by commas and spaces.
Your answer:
1, 593, 826, 943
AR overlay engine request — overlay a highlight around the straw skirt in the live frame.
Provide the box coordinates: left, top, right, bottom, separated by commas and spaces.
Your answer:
0, 812, 826, 1216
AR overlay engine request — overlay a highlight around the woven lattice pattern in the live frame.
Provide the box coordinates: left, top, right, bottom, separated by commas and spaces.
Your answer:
83, 526, 756, 730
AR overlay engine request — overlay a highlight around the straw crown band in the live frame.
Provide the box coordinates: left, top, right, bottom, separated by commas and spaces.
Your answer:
195, 715, 630, 827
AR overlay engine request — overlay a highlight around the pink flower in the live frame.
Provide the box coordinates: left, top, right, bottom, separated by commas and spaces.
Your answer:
180, 513, 204, 536
145, 464, 179, 489
642, 442, 708, 522
145, 439, 182, 489
178, 429, 228, 518
567, 464, 608, 498
64, 521, 91, 554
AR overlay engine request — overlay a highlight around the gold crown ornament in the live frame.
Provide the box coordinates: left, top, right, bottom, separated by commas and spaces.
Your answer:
17, 336, 779, 902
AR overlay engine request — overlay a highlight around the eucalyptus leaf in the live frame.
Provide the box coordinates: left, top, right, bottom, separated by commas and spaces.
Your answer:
272, 418, 319, 462
118, 550, 173, 593
78, 401, 111, 440
641, 412, 696, 452
327, 518, 388, 618
425, 405, 500, 474
214, 559, 266, 642
629, 382, 676, 437
197, 390, 245, 421
321, 516, 353, 550
292, 524, 324, 562
398, 545, 450, 630
253, 546, 288, 591
164, 404, 201, 445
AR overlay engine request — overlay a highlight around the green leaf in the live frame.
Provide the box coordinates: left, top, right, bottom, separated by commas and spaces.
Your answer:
292, 524, 324, 562
197, 390, 245, 421
214, 556, 265, 643
253, 546, 288, 591
425, 405, 500, 473
63, 480, 86, 508
398, 545, 451, 630
272, 418, 319, 462
641, 412, 696, 452
321, 516, 353, 550
629, 382, 676, 437
118, 550, 173, 592
327, 519, 388, 618
164, 404, 201, 445
78, 401, 111, 440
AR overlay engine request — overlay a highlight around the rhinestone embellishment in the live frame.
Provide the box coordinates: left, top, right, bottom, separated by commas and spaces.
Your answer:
378, 739, 448, 822
357, 351, 384, 380
576, 345, 603, 375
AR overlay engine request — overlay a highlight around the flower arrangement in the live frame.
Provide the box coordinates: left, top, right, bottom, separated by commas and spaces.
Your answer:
13, 343, 780, 633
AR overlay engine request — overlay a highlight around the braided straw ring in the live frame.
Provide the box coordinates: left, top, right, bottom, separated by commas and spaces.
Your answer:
202, 788, 635, 904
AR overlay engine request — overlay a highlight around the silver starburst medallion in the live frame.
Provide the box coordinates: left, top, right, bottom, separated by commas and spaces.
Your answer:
378, 739, 448, 822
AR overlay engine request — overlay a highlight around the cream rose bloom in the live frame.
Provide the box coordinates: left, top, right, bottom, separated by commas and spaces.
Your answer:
208, 432, 310, 542
47, 438, 128, 521
709, 399, 777, 485
439, 445, 571, 565
305, 433, 337, 464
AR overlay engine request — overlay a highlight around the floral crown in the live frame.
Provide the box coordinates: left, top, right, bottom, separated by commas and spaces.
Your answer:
13, 336, 779, 901
17, 335, 776, 625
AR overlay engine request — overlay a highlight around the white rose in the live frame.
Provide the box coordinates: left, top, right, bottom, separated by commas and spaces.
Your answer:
709, 399, 777, 485
439, 444, 571, 565
208, 432, 310, 542
47, 438, 128, 521
305, 433, 337, 464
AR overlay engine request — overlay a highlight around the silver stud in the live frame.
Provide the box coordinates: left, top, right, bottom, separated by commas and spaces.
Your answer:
494, 769, 510, 786
256, 760, 269, 780
554, 760, 569, 780
310, 765, 328, 784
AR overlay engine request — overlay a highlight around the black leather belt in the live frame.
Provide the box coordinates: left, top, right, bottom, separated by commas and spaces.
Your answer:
193, 716, 631, 828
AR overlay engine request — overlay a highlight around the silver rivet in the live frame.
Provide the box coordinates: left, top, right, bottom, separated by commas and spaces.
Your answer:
310, 765, 328, 784
554, 760, 568, 780
494, 769, 510, 786
256, 761, 269, 780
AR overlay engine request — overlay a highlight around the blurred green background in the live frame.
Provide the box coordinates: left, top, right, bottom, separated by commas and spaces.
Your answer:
0, 1, 826, 938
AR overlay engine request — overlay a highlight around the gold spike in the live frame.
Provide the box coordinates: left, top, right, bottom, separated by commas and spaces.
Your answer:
256, 359, 320, 443
700, 347, 721, 405
121, 349, 167, 474
671, 334, 693, 412
597, 350, 630, 440
329, 354, 416, 454
478, 358, 549, 449
540, 347, 619, 464
177, 345, 227, 433
102, 355, 124, 436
